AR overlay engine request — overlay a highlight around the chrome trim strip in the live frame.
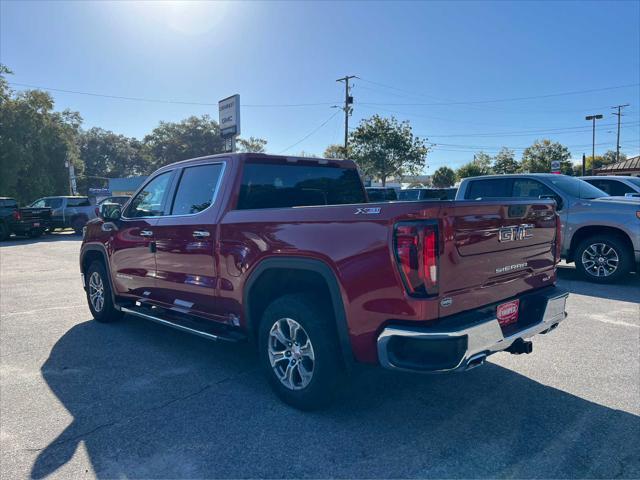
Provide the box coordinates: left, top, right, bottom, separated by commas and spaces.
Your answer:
377, 291, 569, 373
121, 306, 235, 342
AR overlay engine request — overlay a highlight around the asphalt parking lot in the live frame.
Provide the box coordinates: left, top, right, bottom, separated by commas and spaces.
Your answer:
1, 235, 639, 479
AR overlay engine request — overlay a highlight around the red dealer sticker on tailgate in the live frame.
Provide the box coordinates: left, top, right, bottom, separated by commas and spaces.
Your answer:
497, 299, 519, 327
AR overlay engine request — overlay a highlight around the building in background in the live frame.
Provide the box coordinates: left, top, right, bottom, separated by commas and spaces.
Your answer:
593, 156, 640, 177
108, 176, 147, 196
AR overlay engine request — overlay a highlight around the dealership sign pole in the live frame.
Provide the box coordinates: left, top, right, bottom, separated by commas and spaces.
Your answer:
219, 94, 240, 153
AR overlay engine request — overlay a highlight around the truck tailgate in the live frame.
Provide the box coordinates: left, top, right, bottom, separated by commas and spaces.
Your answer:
438, 200, 557, 317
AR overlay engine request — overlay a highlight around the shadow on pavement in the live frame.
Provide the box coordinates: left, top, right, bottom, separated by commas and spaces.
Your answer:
0, 231, 80, 247
557, 265, 640, 303
32, 316, 640, 479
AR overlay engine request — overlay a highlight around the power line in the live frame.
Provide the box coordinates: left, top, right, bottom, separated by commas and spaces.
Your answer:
277, 110, 340, 154
422, 120, 639, 138
357, 82, 640, 106
7, 82, 339, 108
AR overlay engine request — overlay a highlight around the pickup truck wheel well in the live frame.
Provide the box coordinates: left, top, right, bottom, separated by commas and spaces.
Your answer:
244, 258, 353, 368
81, 250, 105, 274
568, 226, 633, 263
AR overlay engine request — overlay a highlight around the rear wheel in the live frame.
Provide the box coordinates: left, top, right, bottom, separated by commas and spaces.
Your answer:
86, 261, 122, 323
258, 293, 343, 410
575, 235, 632, 283
72, 217, 86, 235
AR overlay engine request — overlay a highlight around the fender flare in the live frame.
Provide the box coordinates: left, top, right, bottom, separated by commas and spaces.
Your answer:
243, 256, 354, 368
80, 244, 120, 310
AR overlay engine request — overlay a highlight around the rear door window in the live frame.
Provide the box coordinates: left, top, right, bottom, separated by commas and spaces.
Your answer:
587, 179, 633, 196
67, 198, 91, 207
237, 163, 365, 210
465, 179, 511, 199
170, 164, 225, 215
511, 179, 555, 198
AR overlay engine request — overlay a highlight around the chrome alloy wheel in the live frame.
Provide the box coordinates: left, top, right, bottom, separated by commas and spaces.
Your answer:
268, 318, 315, 391
88, 271, 105, 312
581, 242, 619, 278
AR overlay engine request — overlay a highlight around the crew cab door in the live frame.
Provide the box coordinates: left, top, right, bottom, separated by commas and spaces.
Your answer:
110, 171, 174, 300
151, 161, 227, 322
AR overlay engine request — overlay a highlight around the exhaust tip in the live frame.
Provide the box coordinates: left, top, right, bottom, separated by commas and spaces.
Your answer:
465, 354, 486, 370
506, 339, 533, 355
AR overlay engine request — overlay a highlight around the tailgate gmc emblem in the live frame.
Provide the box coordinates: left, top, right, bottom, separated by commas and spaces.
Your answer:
498, 224, 533, 242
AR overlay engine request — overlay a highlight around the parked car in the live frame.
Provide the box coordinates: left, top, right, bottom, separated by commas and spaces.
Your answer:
81, 153, 567, 409
581, 175, 640, 198
456, 174, 640, 283
398, 187, 457, 201
94, 196, 130, 217
30, 196, 97, 234
0, 197, 52, 241
365, 187, 398, 201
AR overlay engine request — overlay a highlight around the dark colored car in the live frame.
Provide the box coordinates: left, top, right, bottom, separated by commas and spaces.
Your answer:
365, 187, 398, 201
80, 153, 568, 409
0, 197, 52, 240
398, 187, 457, 201
94, 196, 130, 217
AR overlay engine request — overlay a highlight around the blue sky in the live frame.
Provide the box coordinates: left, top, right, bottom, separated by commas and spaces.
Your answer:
1, 0, 639, 171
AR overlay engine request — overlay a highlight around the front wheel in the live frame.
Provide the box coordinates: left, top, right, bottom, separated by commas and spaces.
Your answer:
258, 293, 344, 410
575, 235, 632, 283
0, 222, 8, 241
86, 261, 122, 323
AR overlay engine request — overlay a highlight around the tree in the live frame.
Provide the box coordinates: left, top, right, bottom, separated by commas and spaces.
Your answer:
493, 147, 520, 174
237, 136, 267, 153
349, 115, 430, 186
583, 150, 627, 173
520, 139, 572, 175
323, 144, 348, 159
0, 65, 83, 204
79, 127, 150, 182
456, 152, 494, 179
143, 115, 225, 169
431, 166, 457, 188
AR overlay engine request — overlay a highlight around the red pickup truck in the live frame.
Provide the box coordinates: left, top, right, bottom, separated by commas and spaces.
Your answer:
80, 153, 568, 409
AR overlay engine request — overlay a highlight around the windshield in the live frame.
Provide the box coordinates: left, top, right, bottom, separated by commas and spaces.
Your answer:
548, 177, 608, 199
626, 177, 640, 188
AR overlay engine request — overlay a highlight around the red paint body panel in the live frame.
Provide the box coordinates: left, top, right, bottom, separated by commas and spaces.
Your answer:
81, 153, 559, 366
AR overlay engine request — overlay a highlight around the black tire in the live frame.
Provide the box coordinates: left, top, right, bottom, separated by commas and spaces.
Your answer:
258, 293, 344, 410
86, 260, 123, 323
0, 222, 8, 241
574, 234, 632, 283
27, 229, 43, 238
72, 217, 86, 235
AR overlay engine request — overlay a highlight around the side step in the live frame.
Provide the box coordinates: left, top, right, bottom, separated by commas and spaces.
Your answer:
120, 305, 247, 343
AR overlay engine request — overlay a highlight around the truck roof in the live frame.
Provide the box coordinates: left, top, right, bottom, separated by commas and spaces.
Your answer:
460, 173, 570, 181
157, 152, 359, 172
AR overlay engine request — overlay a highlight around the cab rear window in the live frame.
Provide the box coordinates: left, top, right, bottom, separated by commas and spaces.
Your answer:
236, 163, 365, 210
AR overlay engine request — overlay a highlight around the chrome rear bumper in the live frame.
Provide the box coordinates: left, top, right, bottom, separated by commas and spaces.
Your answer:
377, 286, 569, 373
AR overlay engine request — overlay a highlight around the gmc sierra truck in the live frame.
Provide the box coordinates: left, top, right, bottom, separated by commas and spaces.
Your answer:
80, 153, 568, 409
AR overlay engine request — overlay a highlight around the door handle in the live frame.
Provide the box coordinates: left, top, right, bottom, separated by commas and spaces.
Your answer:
140, 230, 153, 237
192, 230, 210, 238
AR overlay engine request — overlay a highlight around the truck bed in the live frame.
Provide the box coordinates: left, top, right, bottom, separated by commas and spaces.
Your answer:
218, 198, 558, 363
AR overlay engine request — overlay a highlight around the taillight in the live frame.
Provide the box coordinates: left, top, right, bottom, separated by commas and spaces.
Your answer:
394, 222, 438, 296
554, 214, 562, 263
12, 210, 21, 221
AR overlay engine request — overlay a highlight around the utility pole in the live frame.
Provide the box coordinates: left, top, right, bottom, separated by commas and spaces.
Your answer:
611, 104, 629, 162
582, 153, 586, 176
585, 114, 603, 170
336, 75, 357, 157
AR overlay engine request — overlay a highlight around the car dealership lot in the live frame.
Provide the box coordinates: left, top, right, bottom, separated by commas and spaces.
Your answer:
1, 236, 638, 479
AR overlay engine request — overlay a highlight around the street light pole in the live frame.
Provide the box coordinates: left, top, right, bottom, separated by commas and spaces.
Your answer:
585, 114, 603, 173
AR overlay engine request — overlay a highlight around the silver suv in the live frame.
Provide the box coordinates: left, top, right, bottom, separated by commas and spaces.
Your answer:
456, 174, 640, 283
